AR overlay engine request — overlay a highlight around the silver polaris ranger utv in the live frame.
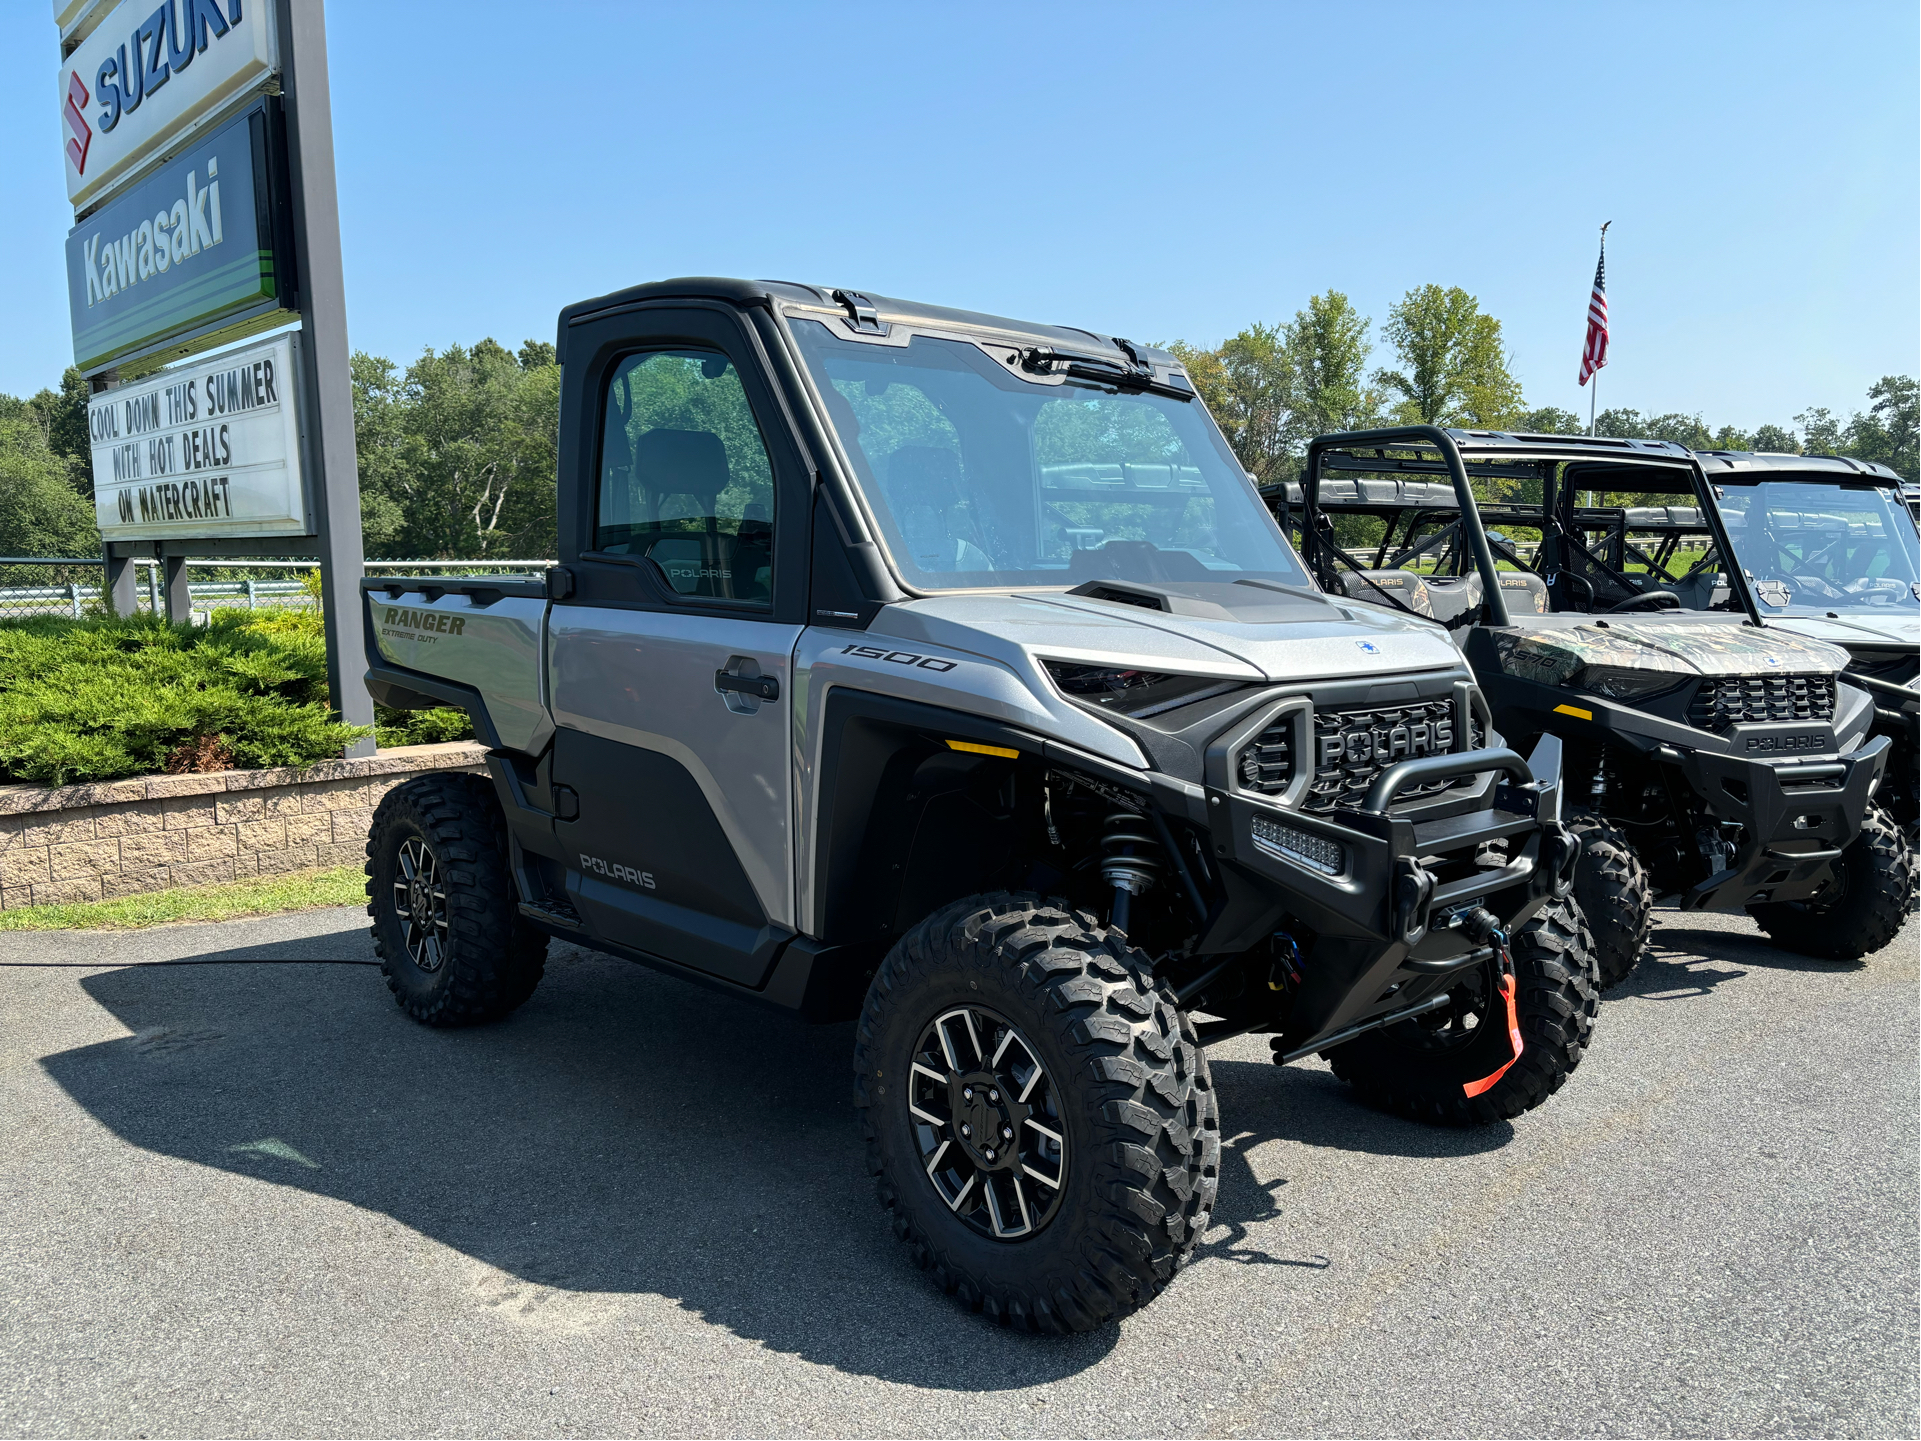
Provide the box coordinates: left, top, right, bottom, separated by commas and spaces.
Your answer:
360, 279, 1593, 1333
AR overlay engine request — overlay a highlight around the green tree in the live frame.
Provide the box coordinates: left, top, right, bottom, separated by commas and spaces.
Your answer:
1374, 285, 1525, 429
1751, 423, 1800, 454
1515, 406, 1585, 435
23, 367, 94, 498
351, 339, 561, 558
0, 403, 98, 556
1169, 324, 1294, 482
1595, 407, 1647, 439
1844, 375, 1918, 482
1642, 413, 1714, 449
1283, 291, 1380, 439
1794, 405, 1844, 455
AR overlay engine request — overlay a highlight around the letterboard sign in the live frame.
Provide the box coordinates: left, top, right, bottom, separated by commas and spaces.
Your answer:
90, 332, 310, 540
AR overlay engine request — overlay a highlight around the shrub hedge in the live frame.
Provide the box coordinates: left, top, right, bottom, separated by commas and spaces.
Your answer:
0, 605, 471, 787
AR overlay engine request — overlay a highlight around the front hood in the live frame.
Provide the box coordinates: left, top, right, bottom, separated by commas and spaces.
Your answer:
1495, 616, 1850, 686
1766, 612, 1920, 651
869, 585, 1466, 686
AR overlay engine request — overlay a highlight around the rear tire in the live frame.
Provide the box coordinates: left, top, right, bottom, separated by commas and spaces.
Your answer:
1566, 810, 1654, 988
1324, 898, 1600, 1126
367, 772, 548, 1025
1749, 803, 1913, 961
854, 892, 1218, 1333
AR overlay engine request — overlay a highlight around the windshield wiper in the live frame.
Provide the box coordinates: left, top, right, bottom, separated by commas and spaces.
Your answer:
1020, 342, 1194, 402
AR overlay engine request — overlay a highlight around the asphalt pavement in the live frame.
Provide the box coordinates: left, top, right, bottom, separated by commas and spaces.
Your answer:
1, 903, 1915, 1437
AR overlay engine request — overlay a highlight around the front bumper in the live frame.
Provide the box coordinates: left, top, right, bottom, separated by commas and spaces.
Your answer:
1205, 736, 1579, 1052
1680, 733, 1891, 910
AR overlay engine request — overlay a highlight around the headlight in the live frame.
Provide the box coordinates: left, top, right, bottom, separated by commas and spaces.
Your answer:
1564, 665, 1689, 701
1042, 661, 1242, 718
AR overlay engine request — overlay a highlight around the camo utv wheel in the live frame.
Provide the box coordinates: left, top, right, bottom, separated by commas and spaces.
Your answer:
854, 893, 1218, 1333
1324, 898, 1600, 1126
1566, 810, 1654, 988
367, 773, 548, 1026
1749, 803, 1913, 961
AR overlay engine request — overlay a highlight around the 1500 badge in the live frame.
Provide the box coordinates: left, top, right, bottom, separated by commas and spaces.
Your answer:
839, 644, 957, 672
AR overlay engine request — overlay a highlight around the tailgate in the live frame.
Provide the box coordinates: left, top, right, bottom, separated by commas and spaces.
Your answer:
362, 575, 554, 754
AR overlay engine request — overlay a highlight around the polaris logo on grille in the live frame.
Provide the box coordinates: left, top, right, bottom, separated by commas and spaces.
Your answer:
1356, 641, 1380, 655
1318, 712, 1452, 768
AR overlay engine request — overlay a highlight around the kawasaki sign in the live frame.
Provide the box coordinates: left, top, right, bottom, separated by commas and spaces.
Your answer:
63, 101, 289, 374
61, 0, 277, 212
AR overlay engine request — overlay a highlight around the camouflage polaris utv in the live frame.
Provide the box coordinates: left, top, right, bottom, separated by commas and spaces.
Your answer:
359, 280, 1595, 1333
1269, 426, 1910, 985
1689, 450, 1919, 838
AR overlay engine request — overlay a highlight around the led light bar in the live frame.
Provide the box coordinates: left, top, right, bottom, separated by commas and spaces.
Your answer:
1250, 814, 1346, 877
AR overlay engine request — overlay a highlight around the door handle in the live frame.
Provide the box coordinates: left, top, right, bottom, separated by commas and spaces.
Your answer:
715, 670, 779, 702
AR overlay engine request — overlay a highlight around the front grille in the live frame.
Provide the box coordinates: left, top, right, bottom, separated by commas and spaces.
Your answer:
1238, 698, 1461, 812
1687, 674, 1837, 733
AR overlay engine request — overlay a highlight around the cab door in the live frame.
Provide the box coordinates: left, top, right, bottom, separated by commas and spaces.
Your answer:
548, 304, 811, 987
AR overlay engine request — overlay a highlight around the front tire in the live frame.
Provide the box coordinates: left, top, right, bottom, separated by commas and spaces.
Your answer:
1324, 898, 1600, 1125
1749, 803, 1913, 960
1566, 810, 1654, 988
854, 893, 1218, 1333
367, 773, 548, 1025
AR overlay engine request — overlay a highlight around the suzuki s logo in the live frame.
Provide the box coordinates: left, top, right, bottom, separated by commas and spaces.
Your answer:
64, 72, 91, 173
1356, 641, 1380, 655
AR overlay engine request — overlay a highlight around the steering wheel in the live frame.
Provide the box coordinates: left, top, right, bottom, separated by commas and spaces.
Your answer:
1606, 590, 1682, 613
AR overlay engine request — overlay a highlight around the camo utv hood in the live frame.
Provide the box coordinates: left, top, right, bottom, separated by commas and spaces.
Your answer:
1495, 619, 1850, 687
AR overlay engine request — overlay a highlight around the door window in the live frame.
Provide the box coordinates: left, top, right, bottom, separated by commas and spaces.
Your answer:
595, 350, 776, 605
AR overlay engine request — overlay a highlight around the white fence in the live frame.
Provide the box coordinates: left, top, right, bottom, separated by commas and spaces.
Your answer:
0, 558, 554, 622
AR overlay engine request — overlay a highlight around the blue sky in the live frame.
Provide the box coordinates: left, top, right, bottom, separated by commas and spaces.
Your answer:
5, 1, 1916, 431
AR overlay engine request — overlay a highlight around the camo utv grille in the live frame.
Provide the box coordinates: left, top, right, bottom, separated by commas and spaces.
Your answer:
1237, 699, 1464, 812
1687, 674, 1837, 733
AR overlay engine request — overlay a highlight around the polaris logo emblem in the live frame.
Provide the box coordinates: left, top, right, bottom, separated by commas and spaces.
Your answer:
1318, 714, 1452, 768
1356, 641, 1380, 655
580, 853, 656, 889
1764, 656, 1782, 666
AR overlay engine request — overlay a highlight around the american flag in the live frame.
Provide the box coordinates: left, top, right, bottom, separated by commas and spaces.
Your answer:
1578, 234, 1609, 386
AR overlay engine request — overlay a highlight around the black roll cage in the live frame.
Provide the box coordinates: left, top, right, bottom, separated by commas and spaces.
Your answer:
1283, 427, 1766, 626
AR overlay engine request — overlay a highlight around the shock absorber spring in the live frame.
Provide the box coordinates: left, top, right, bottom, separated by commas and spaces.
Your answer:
1101, 809, 1162, 935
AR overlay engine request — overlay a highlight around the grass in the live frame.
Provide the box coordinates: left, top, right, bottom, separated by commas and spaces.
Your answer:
0, 865, 366, 931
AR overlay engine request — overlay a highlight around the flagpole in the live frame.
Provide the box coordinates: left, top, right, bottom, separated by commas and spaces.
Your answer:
1588, 220, 1610, 439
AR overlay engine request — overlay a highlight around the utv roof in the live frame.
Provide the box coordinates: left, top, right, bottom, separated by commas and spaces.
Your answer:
1692, 450, 1904, 485
553, 275, 1177, 371
1315, 428, 1697, 465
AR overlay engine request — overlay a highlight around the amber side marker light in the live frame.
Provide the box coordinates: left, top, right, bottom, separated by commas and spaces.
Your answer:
946, 740, 1020, 759
1553, 703, 1594, 721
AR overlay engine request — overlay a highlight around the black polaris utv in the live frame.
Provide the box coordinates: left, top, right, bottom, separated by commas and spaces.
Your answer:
1268, 426, 1910, 986
359, 280, 1596, 1333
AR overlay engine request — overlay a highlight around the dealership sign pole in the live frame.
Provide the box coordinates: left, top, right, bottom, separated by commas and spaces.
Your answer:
58, 0, 373, 755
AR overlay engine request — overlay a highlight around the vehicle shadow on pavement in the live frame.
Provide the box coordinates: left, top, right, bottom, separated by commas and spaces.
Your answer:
1612, 923, 1864, 1002
1191, 1056, 1514, 1270
39, 936, 1119, 1386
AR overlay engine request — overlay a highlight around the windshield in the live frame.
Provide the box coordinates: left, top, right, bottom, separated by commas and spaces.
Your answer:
1716, 480, 1920, 614
789, 321, 1309, 592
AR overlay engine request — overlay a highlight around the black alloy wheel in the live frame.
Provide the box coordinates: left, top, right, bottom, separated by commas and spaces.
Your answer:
393, 837, 449, 972
907, 1006, 1066, 1240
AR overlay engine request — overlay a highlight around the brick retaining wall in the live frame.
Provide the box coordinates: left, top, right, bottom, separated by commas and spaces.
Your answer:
0, 742, 489, 910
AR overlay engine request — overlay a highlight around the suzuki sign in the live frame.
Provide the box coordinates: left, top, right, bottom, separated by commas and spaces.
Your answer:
61, 0, 277, 212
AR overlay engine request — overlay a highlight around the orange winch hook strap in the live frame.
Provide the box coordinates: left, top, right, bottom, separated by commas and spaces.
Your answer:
1462, 948, 1523, 1099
